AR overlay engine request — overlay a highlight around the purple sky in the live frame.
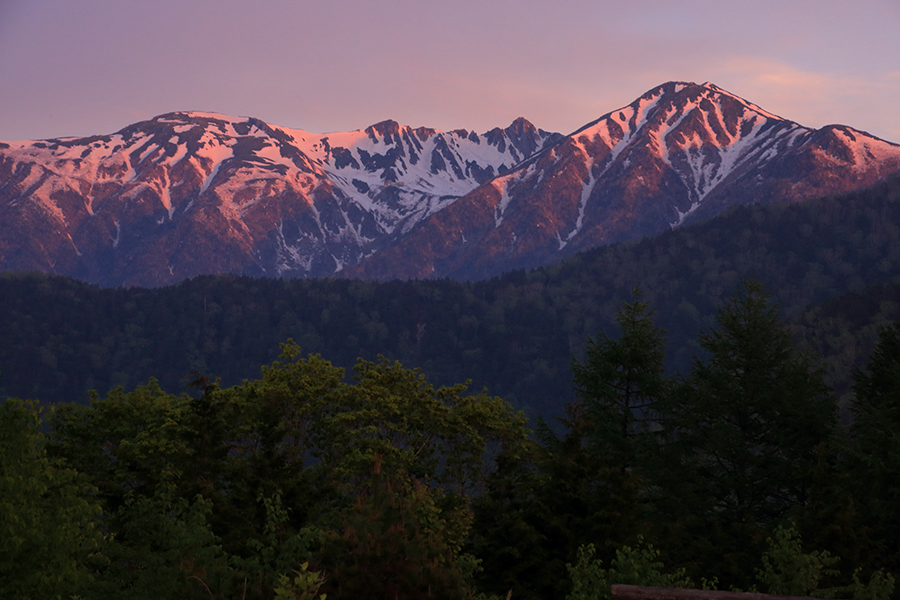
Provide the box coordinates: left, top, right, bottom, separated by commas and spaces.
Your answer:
1, 0, 898, 142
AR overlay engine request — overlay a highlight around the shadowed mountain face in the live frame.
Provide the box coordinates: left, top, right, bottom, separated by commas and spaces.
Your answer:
344, 82, 900, 281
2, 82, 899, 286
0, 112, 559, 286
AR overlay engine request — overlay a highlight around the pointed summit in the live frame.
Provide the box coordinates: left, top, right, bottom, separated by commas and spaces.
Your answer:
345, 82, 900, 281
2, 82, 899, 286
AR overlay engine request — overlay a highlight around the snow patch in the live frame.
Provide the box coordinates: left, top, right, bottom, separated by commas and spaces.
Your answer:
256, 141, 298, 171
671, 201, 702, 227
561, 174, 595, 247
182, 111, 243, 122
196, 137, 234, 194
493, 178, 513, 227
169, 140, 189, 165
159, 169, 174, 218
632, 94, 663, 134
138, 143, 159, 163
701, 82, 783, 121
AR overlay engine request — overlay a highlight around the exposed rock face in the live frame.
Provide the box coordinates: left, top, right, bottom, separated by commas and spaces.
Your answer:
344, 82, 900, 280
2, 82, 899, 286
0, 113, 559, 286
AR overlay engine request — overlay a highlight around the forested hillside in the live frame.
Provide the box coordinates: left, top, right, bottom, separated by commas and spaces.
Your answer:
5, 285, 900, 600
2, 175, 899, 418
4, 169, 900, 596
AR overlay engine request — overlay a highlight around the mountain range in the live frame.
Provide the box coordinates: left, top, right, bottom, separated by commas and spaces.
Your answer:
2, 81, 899, 286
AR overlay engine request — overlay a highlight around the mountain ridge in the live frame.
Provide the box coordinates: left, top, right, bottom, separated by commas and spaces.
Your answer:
0, 110, 559, 285
2, 81, 899, 286
344, 81, 900, 280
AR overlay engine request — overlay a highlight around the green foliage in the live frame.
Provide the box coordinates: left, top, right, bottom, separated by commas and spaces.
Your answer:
7, 184, 900, 598
845, 570, 896, 600
229, 492, 321, 599
791, 280, 900, 407
755, 525, 894, 600
43, 344, 527, 599
47, 379, 197, 510
284, 349, 530, 496
470, 290, 667, 600
89, 486, 229, 600
566, 528, 894, 600
756, 525, 841, 596
318, 471, 474, 600
274, 562, 327, 600
0, 398, 102, 600
240, 346, 528, 599
852, 323, 900, 417
566, 538, 693, 600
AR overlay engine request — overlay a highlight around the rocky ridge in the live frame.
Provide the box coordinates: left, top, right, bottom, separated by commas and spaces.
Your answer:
344, 82, 900, 280
0, 112, 558, 285
2, 81, 899, 285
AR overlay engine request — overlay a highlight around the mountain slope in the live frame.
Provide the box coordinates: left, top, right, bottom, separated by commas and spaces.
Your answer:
2, 174, 900, 418
345, 82, 900, 280
2, 81, 899, 286
0, 113, 558, 286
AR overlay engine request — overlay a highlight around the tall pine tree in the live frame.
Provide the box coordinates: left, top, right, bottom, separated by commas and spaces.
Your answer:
844, 322, 900, 574
659, 281, 835, 587
571, 289, 669, 467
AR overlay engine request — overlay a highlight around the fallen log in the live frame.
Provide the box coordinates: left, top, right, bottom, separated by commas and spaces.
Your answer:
611, 584, 823, 600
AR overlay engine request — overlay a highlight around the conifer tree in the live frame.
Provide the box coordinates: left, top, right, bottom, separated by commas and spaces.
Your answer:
845, 323, 900, 573
660, 281, 835, 587
571, 289, 669, 466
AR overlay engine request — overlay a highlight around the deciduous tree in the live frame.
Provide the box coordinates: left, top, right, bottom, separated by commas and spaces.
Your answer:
1, 398, 102, 600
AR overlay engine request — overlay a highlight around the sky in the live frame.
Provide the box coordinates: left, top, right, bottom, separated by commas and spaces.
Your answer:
1, 0, 898, 142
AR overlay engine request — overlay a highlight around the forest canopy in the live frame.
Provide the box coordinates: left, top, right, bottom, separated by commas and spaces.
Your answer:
3, 283, 900, 600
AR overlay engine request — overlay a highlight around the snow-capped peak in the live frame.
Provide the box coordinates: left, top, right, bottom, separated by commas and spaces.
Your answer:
564, 81, 817, 211
3, 82, 899, 286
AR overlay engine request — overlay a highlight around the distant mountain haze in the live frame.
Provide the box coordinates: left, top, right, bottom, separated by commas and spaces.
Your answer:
1, 81, 898, 286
